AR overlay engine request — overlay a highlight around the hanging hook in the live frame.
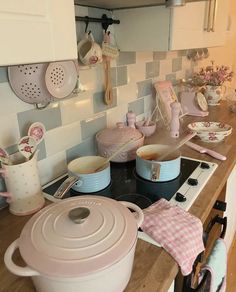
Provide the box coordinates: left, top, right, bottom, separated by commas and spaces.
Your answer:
84, 16, 89, 33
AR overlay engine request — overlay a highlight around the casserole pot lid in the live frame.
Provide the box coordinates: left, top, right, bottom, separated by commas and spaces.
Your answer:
19, 196, 138, 278
96, 122, 143, 144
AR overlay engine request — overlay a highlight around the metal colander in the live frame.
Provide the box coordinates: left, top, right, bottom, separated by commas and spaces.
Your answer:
8, 63, 52, 108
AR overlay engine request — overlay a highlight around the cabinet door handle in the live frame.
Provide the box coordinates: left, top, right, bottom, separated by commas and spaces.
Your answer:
204, 0, 213, 32
211, 0, 218, 32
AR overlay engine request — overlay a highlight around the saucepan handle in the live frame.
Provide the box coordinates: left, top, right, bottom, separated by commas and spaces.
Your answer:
151, 163, 161, 181
4, 239, 40, 277
53, 176, 80, 199
120, 201, 144, 228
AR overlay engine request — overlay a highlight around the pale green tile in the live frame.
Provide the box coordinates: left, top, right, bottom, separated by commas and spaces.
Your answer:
117, 52, 136, 66
117, 66, 127, 86
146, 61, 160, 79
137, 79, 153, 98
166, 73, 176, 84
111, 67, 117, 87
0, 67, 8, 83
66, 137, 97, 163
128, 98, 144, 116
153, 52, 167, 60
81, 114, 107, 140
93, 89, 117, 113
172, 58, 182, 72
17, 107, 62, 134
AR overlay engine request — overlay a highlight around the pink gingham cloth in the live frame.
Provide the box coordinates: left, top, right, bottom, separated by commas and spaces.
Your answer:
141, 199, 205, 276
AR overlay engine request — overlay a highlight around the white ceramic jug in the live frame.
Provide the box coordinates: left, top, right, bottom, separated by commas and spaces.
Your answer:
0, 150, 44, 215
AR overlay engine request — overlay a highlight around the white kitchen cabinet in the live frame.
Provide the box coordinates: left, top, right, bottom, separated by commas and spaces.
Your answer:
170, 0, 229, 50
0, 0, 77, 66
113, 0, 229, 51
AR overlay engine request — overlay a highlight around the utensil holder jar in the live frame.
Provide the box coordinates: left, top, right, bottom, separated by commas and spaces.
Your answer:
0, 150, 44, 215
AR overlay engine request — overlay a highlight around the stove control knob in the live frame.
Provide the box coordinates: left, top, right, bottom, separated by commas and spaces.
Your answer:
200, 162, 210, 169
187, 178, 198, 186
175, 192, 187, 202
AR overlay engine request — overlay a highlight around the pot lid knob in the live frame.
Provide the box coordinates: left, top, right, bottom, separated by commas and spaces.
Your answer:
68, 207, 90, 224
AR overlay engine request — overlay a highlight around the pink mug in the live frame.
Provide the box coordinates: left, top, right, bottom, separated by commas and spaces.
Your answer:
77, 32, 103, 66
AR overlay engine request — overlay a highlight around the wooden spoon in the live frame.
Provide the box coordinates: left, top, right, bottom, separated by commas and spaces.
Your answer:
94, 138, 135, 172
147, 132, 196, 162
104, 59, 113, 105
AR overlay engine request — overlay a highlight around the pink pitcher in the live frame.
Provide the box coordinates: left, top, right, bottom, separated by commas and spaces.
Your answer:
0, 150, 44, 215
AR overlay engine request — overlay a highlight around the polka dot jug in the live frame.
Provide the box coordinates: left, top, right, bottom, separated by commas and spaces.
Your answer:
0, 150, 44, 215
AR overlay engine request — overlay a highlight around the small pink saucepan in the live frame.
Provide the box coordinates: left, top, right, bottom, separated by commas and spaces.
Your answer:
4, 196, 144, 292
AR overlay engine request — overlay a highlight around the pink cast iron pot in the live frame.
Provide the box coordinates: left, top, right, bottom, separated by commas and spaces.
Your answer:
96, 122, 144, 162
4, 196, 144, 292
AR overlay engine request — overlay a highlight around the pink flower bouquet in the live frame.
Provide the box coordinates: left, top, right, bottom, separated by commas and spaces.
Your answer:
192, 61, 234, 86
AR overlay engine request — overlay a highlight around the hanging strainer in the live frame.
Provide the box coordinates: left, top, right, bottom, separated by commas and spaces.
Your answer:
8, 63, 52, 108
45, 60, 78, 99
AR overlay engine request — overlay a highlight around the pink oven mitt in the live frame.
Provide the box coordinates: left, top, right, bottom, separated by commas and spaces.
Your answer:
141, 199, 205, 276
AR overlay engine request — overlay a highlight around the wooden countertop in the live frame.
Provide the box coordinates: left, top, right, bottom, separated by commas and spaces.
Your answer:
1, 102, 236, 292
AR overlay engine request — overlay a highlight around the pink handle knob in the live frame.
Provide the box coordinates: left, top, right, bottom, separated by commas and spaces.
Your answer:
170, 102, 181, 138
126, 111, 136, 128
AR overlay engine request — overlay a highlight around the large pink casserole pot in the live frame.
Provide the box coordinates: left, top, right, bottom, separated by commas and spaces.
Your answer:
4, 196, 143, 292
96, 122, 144, 162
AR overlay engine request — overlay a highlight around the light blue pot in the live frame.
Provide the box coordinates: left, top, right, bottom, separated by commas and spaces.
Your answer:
136, 145, 181, 182
68, 156, 111, 193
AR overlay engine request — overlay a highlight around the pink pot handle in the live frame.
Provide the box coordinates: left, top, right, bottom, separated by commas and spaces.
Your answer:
4, 239, 40, 277
120, 201, 144, 228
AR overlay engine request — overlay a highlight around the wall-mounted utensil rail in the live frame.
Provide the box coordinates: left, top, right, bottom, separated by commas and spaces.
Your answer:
75, 14, 120, 32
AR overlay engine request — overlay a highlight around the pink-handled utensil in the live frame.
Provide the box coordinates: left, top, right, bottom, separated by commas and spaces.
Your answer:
0, 147, 11, 165
28, 122, 45, 145
185, 141, 226, 161
18, 136, 37, 161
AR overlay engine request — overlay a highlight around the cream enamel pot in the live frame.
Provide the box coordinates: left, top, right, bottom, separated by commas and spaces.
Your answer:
53, 156, 111, 199
136, 144, 181, 182
67, 156, 110, 193
4, 196, 144, 292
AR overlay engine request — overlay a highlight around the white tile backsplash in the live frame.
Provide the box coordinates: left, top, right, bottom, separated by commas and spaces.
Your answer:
106, 103, 128, 127
136, 52, 153, 63
0, 83, 32, 116
60, 91, 93, 125
38, 151, 67, 185
45, 121, 81, 156
159, 59, 173, 76
117, 82, 138, 105
128, 63, 146, 83
0, 113, 20, 147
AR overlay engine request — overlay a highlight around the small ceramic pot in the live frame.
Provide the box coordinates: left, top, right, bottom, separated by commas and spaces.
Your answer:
135, 121, 156, 137
96, 123, 144, 162
136, 144, 181, 182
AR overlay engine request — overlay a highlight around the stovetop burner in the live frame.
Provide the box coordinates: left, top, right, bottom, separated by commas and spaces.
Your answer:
43, 156, 218, 211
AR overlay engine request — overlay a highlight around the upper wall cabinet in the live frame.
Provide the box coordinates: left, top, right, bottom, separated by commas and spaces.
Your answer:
170, 0, 229, 50
113, 0, 229, 51
0, 0, 77, 66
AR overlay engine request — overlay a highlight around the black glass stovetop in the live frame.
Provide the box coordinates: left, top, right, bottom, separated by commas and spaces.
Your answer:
43, 158, 200, 209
